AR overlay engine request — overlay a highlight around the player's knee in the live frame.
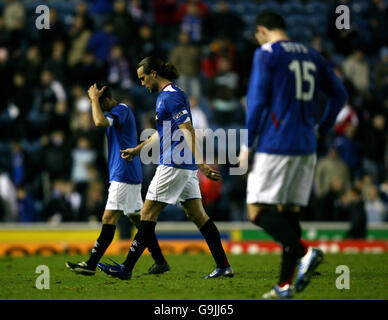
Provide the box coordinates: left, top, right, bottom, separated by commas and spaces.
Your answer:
102, 211, 120, 225
248, 204, 274, 223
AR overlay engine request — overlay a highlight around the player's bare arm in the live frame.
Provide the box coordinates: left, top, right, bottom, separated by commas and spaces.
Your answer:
88, 83, 110, 127
120, 131, 159, 161
178, 121, 222, 182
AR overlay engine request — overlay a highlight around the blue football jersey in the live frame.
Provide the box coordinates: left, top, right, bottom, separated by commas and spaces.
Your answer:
105, 103, 142, 184
155, 83, 197, 170
246, 40, 347, 155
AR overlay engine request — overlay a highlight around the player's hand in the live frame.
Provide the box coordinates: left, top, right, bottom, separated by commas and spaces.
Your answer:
120, 147, 139, 161
88, 83, 105, 100
198, 164, 222, 181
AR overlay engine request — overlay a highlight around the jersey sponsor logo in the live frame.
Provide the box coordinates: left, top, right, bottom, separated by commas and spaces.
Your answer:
173, 109, 188, 120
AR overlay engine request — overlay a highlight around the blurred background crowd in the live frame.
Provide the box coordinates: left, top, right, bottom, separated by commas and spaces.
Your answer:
0, 0, 387, 234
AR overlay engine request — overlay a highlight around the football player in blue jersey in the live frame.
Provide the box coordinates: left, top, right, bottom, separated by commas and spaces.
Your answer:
98, 57, 233, 280
239, 12, 348, 298
66, 84, 169, 276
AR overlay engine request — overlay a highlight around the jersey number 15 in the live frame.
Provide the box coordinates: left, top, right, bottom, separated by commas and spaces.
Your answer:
289, 60, 316, 102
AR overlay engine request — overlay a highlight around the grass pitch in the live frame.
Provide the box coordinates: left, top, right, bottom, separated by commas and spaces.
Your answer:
1, 253, 387, 300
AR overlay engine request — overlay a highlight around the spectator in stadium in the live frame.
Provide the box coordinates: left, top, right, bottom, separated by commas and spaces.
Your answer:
334, 101, 359, 136
44, 40, 67, 85
107, 44, 133, 91
176, 0, 211, 43
366, 0, 388, 53
70, 50, 106, 88
374, 46, 388, 104
135, 24, 158, 59
210, 0, 244, 42
128, 0, 146, 25
189, 96, 209, 131
364, 184, 387, 223
16, 184, 38, 222
152, 0, 179, 42
17, 46, 43, 89
43, 130, 72, 181
88, 19, 118, 62
111, 0, 138, 50
0, 168, 17, 221
170, 31, 202, 98
207, 57, 241, 127
67, 15, 92, 68
74, 1, 94, 30
334, 123, 362, 179
36, 8, 68, 59
71, 136, 97, 196
342, 49, 370, 94
342, 186, 367, 238
359, 114, 387, 184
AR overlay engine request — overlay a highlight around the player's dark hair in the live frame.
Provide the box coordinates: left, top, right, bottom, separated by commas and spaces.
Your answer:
96, 83, 112, 104
256, 11, 286, 30
137, 56, 179, 81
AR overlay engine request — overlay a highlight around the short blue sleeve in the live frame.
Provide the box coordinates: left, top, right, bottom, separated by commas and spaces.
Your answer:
166, 92, 190, 125
106, 104, 128, 127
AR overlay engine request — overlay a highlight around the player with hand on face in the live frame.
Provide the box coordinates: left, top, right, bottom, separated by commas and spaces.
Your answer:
98, 57, 233, 280
239, 12, 347, 298
66, 84, 169, 276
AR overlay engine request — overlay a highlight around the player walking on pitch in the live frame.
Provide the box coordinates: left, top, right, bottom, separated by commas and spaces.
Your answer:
98, 57, 233, 280
66, 84, 169, 275
239, 12, 347, 298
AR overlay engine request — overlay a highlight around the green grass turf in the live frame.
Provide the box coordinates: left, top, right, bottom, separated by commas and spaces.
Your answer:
0, 253, 387, 300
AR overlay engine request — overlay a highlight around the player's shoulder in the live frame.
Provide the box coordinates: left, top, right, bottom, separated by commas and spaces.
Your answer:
160, 84, 186, 106
112, 103, 134, 117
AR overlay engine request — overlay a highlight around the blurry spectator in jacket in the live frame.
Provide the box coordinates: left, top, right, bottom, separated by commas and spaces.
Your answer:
343, 49, 370, 94
43, 130, 72, 181
334, 101, 359, 136
28, 70, 67, 138
43, 179, 81, 223
44, 40, 67, 85
314, 146, 351, 199
334, 123, 362, 179
112, 0, 138, 50
16, 185, 38, 222
67, 15, 92, 68
364, 184, 387, 223
128, 0, 146, 24
367, 0, 388, 53
37, 8, 68, 59
342, 186, 367, 238
176, 0, 211, 43
71, 137, 97, 195
135, 24, 158, 59
152, 0, 179, 42
360, 114, 387, 184
170, 31, 201, 98
207, 57, 240, 127
0, 168, 17, 221
211, 1, 244, 42
88, 19, 118, 62
374, 46, 388, 105
71, 50, 106, 87
107, 44, 133, 91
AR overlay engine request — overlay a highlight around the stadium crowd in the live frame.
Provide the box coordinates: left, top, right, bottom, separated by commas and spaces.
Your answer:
0, 0, 387, 232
